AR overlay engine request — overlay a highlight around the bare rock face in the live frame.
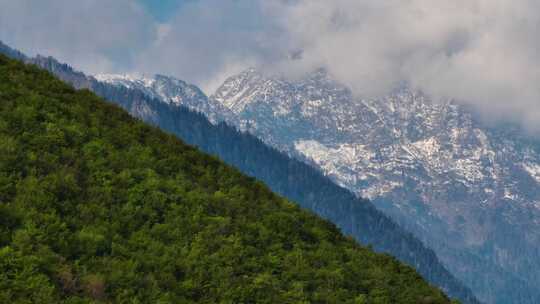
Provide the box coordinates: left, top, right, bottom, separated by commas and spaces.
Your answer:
209, 68, 540, 304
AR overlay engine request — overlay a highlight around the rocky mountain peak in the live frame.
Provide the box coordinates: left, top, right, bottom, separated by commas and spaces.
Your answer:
94, 73, 234, 124
210, 68, 540, 304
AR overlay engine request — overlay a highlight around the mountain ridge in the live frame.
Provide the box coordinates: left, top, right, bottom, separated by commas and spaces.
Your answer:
0, 52, 461, 303
82, 62, 540, 303
0, 40, 480, 304
208, 67, 540, 304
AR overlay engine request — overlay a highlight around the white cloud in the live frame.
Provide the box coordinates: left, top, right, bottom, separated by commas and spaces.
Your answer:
270, 0, 540, 130
2, 0, 540, 130
133, 0, 288, 91
0, 0, 157, 74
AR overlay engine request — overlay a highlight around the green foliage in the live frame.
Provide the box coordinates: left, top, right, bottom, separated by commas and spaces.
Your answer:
0, 54, 456, 303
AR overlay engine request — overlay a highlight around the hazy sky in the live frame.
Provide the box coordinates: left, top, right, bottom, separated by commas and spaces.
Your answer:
1, 0, 540, 130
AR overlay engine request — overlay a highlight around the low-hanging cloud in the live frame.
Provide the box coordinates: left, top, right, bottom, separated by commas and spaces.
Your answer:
1, 0, 540, 130
272, 0, 540, 130
134, 0, 290, 92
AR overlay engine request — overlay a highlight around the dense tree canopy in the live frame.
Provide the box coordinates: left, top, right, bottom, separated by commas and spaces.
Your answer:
0, 54, 457, 303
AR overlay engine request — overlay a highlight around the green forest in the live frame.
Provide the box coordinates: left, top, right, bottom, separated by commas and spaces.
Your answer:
0, 54, 457, 303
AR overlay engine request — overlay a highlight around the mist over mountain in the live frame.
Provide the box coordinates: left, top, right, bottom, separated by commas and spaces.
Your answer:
3, 0, 540, 131
3, 1, 540, 303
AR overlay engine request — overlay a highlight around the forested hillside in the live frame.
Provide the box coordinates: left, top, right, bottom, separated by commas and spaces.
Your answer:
0, 54, 459, 302
0, 40, 478, 303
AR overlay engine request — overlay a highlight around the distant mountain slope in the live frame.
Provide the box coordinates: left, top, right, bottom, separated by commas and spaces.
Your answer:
0, 41, 479, 303
207, 68, 540, 304
0, 42, 25, 61
94, 73, 236, 124
0, 53, 461, 303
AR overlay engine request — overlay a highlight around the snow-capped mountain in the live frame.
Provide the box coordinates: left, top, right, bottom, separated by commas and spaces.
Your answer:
0, 40, 483, 303
95, 73, 235, 124
210, 69, 540, 304
87, 67, 540, 303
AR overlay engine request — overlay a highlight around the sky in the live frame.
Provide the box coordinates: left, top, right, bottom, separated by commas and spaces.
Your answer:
1, 0, 540, 131
138, 0, 191, 22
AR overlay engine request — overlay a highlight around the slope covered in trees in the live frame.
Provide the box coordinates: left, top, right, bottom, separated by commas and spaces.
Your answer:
0, 40, 479, 303
0, 54, 461, 302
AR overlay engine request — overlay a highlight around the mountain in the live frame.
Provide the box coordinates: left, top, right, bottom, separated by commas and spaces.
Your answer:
0, 41, 479, 303
0, 52, 464, 303
0, 41, 25, 61
94, 66, 540, 303
94, 73, 236, 124
207, 68, 540, 304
